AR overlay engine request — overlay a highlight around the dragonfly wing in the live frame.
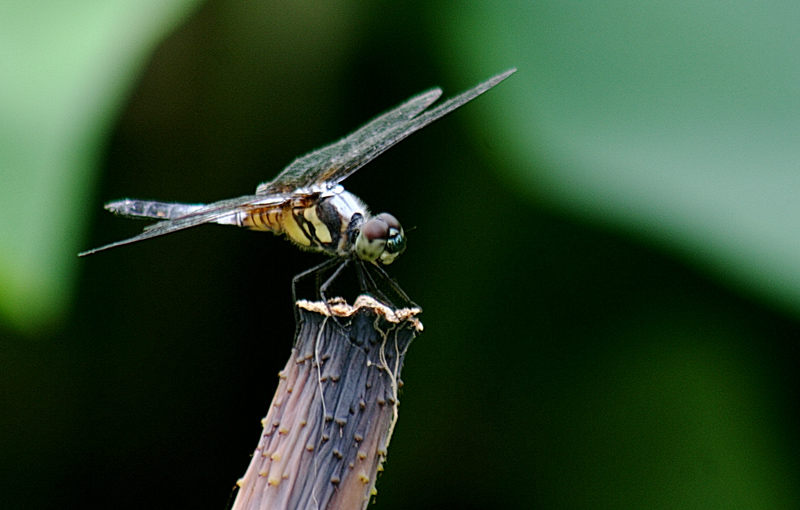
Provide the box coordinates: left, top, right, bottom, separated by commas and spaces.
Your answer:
257, 68, 516, 195
104, 199, 206, 220
325, 68, 517, 186
79, 194, 289, 256
257, 87, 443, 195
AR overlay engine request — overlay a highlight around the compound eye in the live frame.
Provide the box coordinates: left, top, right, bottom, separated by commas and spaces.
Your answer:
374, 213, 401, 232
362, 218, 389, 243
376, 213, 405, 264
354, 213, 406, 264
355, 218, 389, 262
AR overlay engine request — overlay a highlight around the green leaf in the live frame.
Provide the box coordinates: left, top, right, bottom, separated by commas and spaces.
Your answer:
0, 0, 203, 333
440, 0, 800, 316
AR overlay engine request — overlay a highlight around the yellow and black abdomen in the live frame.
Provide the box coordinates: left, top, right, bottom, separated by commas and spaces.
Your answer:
240, 195, 352, 256
240, 206, 285, 235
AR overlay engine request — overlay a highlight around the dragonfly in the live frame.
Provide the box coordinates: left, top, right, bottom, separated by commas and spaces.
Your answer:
80, 68, 516, 308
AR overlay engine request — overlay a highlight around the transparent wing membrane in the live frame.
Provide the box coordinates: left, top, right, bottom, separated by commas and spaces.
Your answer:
104, 199, 205, 220
258, 68, 516, 194
78, 194, 287, 256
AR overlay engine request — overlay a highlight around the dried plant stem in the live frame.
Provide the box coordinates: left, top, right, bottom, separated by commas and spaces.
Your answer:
231, 296, 422, 510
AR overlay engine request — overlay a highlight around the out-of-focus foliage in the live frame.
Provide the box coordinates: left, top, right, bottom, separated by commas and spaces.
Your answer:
0, 0, 202, 332
1, 1, 797, 510
443, 0, 800, 317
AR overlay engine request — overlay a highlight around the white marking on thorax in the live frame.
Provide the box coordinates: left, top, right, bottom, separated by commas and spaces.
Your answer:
290, 186, 370, 252
326, 189, 369, 225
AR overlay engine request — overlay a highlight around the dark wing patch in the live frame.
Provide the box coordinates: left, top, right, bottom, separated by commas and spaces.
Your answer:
257, 68, 516, 195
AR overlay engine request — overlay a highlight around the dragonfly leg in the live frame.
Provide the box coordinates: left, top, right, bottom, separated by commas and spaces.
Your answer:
355, 260, 395, 308
368, 262, 420, 310
319, 259, 351, 305
319, 259, 352, 329
292, 257, 342, 325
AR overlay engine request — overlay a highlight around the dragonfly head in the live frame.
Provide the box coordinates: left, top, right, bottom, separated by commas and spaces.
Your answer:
355, 213, 406, 264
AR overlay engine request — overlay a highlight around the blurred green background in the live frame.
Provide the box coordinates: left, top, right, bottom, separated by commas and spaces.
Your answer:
1, 1, 798, 509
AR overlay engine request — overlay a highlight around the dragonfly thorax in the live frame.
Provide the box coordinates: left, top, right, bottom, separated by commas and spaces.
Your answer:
276, 187, 405, 265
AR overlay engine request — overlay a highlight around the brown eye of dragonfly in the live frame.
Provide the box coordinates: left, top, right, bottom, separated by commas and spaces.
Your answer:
355, 213, 405, 264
